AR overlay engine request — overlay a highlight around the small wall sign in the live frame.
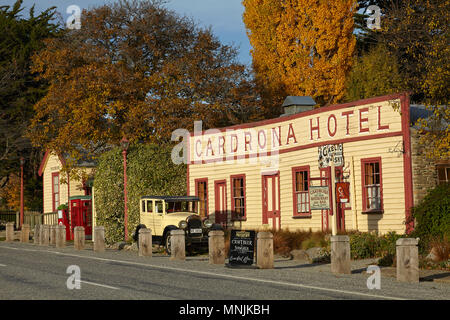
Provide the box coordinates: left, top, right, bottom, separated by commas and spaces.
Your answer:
228, 230, 255, 266
336, 182, 350, 203
310, 186, 330, 210
318, 144, 344, 168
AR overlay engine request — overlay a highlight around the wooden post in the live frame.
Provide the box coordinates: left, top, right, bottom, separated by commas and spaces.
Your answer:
33, 224, 41, 244
21, 224, 30, 243
396, 238, 419, 283
170, 230, 185, 261
50, 225, 57, 245
208, 230, 225, 264
256, 232, 274, 269
5, 222, 14, 242
74, 226, 85, 250
350, 156, 358, 230
56, 225, 66, 248
331, 235, 351, 274
94, 226, 105, 252
138, 228, 152, 257
40, 225, 50, 246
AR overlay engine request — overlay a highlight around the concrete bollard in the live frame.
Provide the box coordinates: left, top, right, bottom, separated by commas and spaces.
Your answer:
21, 224, 30, 243
33, 224, 41, 244
56, 225, 66, 248
256, 232, 274, 269
5, 222, 14, 242
94, 226, 106, 253
396, 238, 419, 283
40, 225, 50, 246
50, 225, 57, 245
74, 226, 85, 250
138, 228, 152, 257
331, 235, 351, 274
170, 230, 185, 261
208, 230, 225, 264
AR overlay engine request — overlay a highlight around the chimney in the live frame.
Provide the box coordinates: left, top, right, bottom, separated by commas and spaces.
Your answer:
280, 96, 316, 116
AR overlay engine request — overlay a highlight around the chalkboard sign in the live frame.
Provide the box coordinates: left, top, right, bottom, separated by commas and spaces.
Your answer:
228, 230, 256, 266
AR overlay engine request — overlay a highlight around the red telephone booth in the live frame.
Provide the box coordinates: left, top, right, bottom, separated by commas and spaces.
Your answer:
70, 195, 93, 240
58, 208, 71, 241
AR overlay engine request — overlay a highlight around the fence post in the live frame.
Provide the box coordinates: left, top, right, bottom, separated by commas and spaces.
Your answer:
50, 225, 57, 245
34, 224, 41, 244
138, 228, 152, 257
256, 232, 274, 269
40, 225, 50, 246
74, 226, 85, 250
94, 226, 105, 252
6, 222, 14, 242
331, 235, 351, 274
56, 225, 66, 248
170, 230, 185, 261
208, 230, 225, 264
21, 224, 30, 243
396, 238, 419, 283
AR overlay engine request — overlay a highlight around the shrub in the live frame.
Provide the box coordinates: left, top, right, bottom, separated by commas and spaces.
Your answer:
349, 232, 381, 259
411, 183, 450, 253
94, 143, 186, 244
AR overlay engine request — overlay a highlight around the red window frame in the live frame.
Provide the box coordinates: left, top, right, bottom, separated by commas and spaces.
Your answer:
195, 178, 209, 217
230, 174, 246, 221
51, 172, 60, 212
361, 157, 384, 213
292, 166, 311, 217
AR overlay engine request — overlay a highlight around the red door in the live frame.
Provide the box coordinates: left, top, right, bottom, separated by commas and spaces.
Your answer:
214, 181, 227, 227
320, 167, 345, 232
262, 173, 280, 230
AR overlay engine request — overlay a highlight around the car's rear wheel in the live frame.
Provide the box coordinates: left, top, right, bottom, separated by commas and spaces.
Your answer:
164, 232, 172, 255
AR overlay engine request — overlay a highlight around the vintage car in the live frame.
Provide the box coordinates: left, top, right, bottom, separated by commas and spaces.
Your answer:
133, 195, 222, 254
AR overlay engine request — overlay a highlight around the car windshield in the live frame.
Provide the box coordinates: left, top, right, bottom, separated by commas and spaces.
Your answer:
165, 201, 198, 214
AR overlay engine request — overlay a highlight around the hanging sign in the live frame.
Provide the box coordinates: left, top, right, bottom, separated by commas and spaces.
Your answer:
309, 186, 330, 210
228, 230, 255, 266
336, 182, 350, 203
318, 144, 344, 168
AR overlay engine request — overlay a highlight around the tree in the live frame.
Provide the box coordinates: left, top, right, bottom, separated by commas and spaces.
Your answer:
0, 0, 59, 210
29, 0, 260, 170
345, 44, 403, 102
242, 0, 357, 107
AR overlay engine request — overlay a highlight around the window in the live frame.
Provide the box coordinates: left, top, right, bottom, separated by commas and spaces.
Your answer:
147, 200, 153, 213
361, 158, 383, 212
52, 172, 59, 212
292, 166, 311, 216
437, 165, 450, 184
195, 179, 208, 217
155, 201, 163, 214
141, 200, 146, 212
231, 175, 246, 220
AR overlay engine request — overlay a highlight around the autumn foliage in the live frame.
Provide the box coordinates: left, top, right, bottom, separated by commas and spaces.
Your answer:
29, 0, 260, 165
243, 0, 357, 107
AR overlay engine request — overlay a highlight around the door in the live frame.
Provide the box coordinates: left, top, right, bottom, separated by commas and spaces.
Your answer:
214, 181, 227, 226
153, 200, 164, 236
262, 173, 280, 230
82, 200, 92, 238
320, 167, 345, 232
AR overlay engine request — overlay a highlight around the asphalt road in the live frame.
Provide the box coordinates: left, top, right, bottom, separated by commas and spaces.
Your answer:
0, 241, 449, 301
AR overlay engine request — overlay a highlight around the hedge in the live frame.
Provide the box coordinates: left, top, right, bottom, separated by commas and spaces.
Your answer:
94, 143, 186, 244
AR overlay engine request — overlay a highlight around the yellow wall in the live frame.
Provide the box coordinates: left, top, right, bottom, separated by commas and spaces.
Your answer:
188, 98, 408, 234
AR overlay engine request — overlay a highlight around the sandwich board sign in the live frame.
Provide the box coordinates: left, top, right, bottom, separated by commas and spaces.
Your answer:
228, 230, 255, 267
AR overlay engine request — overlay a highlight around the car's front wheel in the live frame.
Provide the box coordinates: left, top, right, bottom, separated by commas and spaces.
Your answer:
164, 231, 172, 255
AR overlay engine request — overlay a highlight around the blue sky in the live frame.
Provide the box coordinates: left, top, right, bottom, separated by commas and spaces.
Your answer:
2, 0, 252, 65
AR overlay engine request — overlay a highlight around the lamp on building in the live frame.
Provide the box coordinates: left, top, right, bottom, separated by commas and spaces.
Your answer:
20, 157, 25, 229
120, 137, 129, 241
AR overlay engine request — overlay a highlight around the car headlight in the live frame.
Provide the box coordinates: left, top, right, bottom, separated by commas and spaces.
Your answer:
179, 221, 187, 229
203, 219, 213, 228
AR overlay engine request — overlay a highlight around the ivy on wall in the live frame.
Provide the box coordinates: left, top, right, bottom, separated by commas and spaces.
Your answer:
94, 143, 186, 244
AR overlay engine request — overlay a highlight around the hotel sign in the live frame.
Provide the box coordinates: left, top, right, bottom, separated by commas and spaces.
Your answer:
310, 186, 330, 210
318, 144, 343, 168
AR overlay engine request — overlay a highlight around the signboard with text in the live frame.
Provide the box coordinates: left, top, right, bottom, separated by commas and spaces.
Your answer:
309, 186, 330, 210
228, 230, 255, 266
318, 144, 343, 168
